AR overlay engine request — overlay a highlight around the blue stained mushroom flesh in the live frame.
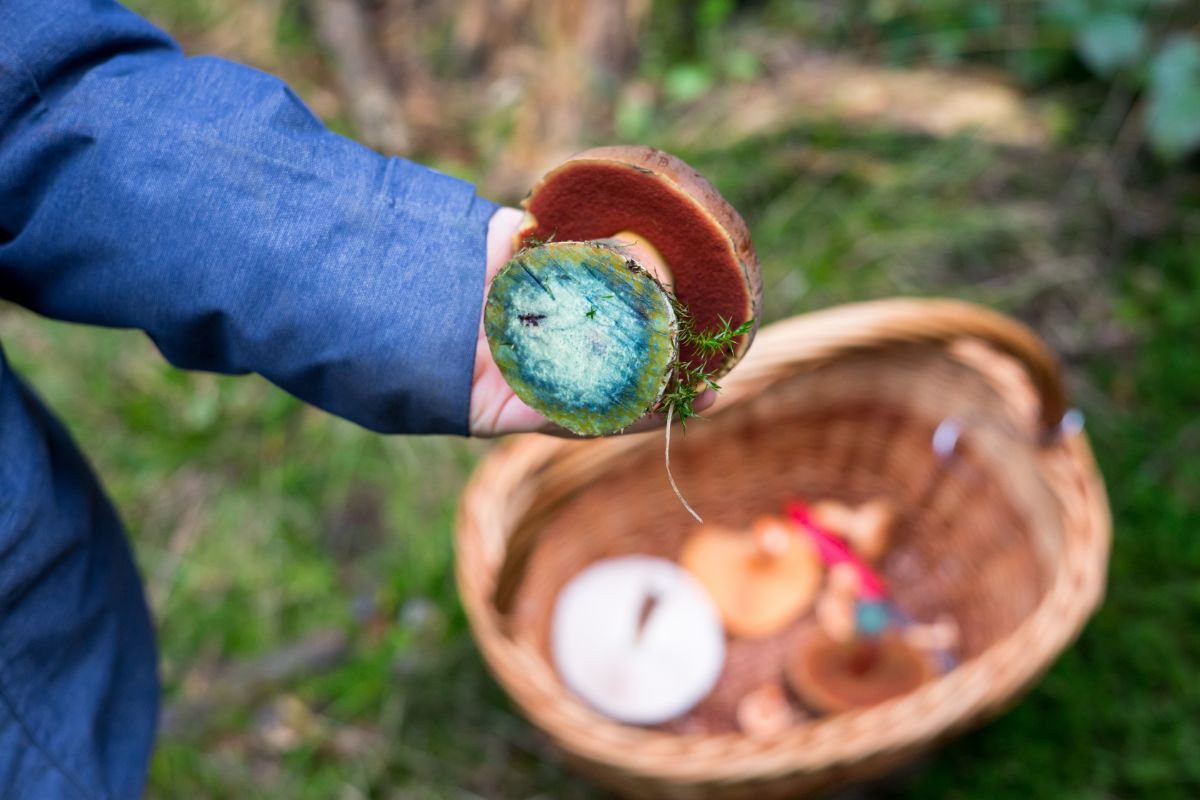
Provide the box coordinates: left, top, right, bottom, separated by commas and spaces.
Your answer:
484, 242, 678, 436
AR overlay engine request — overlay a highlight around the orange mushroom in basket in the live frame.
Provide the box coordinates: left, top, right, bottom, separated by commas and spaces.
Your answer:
679, 516, 822, 639
785, 626, 935, 714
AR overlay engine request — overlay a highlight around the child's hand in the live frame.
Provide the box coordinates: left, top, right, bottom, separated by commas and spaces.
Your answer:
468, 208, 713, 437
468, 207, 550, 436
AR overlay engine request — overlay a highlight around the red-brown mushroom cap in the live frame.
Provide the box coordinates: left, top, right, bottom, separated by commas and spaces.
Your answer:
516, 145, 762, 379
785, 628, 935, 714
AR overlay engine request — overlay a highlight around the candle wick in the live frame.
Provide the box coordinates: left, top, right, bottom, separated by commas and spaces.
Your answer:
635, 590, 660, 645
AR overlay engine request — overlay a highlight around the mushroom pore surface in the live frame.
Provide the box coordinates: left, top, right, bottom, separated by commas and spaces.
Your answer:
519, 158, 756, 378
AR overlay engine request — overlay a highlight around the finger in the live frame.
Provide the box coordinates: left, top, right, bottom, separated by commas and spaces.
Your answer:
693, 388, 717, 412
485, 207, 526, 281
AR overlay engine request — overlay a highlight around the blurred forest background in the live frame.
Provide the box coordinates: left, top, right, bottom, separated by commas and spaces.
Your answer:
2, 0, 1199, 797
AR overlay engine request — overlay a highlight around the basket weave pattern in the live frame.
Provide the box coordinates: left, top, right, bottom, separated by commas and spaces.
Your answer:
456, 299, 1110, 799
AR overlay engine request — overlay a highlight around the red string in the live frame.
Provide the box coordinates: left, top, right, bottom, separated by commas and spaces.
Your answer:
786, 501, 888, 599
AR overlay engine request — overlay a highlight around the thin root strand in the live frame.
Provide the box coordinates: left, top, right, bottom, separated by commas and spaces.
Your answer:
665, 404, 703, 524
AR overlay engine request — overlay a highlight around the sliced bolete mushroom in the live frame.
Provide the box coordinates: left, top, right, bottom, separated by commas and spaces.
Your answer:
484, 241, 677, 435
785, 627, 935, 714
679, 517, 822, 639
515, 145, 762, 380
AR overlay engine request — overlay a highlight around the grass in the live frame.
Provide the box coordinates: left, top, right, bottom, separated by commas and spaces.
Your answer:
2, 2, 1198, 798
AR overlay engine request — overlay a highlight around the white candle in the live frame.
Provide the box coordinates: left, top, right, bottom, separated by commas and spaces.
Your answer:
551, 555, 726, 725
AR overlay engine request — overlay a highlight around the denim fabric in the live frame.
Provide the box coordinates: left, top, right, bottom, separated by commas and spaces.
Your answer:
0, 0, 499, 796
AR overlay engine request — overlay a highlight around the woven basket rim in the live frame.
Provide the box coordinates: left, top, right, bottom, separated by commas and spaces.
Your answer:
455, 298, 1112, 787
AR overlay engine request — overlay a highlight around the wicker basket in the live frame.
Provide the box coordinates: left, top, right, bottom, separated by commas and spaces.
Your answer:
456, 298, 1110, 799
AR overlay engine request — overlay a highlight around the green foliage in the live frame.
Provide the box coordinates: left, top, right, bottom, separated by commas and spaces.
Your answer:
1076, 11, 1148, 75
644, 0, 763, 106
683, 0, 1200, 160
663, 63, 715, 103
1051, 0, 1200, 158
122, 0, 218, 32
615, 91, 656, 139
1148, 36, 1200, 158
275, 0, 317, 54
658, 308, 754, 428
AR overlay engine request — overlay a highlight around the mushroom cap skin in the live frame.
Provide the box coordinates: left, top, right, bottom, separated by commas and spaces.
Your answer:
516, 145, 762, 380
785, 628, 935, 714
551, 555, 727, 726
679, 520, 823, 639
484, 242, 678, 436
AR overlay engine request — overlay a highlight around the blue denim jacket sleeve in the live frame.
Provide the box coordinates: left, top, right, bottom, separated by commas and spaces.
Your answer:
0, 2, 500, 797
0, 0, 500, 435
